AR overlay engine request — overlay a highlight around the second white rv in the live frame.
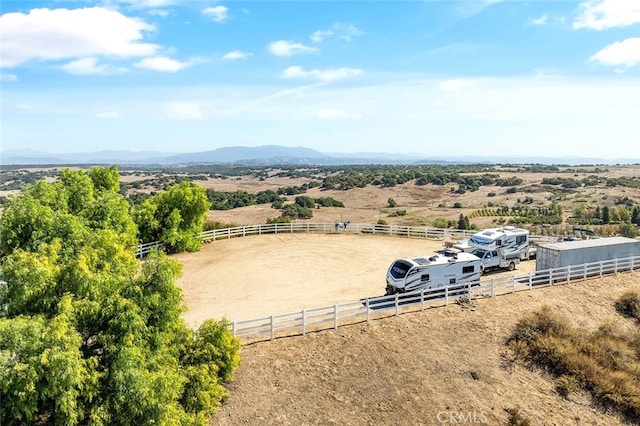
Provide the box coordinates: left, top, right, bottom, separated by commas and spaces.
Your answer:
385, 252, 481, 295
468, 226, 531, 260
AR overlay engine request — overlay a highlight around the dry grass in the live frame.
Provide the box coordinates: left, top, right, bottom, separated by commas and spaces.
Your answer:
508, 302, 640, 422
213, 274, 640, 425
616, 291, 640, 321
181, 164, 640, 425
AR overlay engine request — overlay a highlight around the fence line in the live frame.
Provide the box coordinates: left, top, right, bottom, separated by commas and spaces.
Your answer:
135, 222, 476, 257
133, 223, 639, 342
232, 255, 640, 343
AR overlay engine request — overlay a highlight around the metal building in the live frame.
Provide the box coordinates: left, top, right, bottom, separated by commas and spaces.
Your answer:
535, 237, 640, 271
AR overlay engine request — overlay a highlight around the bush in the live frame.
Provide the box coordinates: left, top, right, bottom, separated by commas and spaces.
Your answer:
388, 210, 407, 217
505, 407, 531, 426
433, 217, 449, 228
615, 291, 640, 321
508, 306, 640, 420
556, 375, 579, 398
204, 221, 237, 231
294, 195, 315, 209
266, 216, 291, 224
315, 197, 345, 207
282, 204, 313, 219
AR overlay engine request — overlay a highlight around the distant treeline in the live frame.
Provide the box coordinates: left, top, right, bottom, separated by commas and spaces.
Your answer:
1, 163, 634, 208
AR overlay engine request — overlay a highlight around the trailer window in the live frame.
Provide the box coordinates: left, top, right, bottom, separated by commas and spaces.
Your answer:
421, 274, 430, 282
516, 236, 526, 244
496, 239, 502, 247
449, 278, 456, 284
462, 266, 475, 273
389, 260, 412, 279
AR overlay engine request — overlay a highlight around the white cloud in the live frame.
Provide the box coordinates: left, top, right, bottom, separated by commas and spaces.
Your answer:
283, 66, 362, 82
61, 57, 110, 75
310, 23, 362, 43
313, 108, 362, 120
134, 56, 190, 72
573, 0, 640, 30
0, 7, 158, 68
530, 14, 549, 25
590, 38, 640, 67
202, 5, 228, 23
0, 73, 18, 82
223, 50, 251, 60
438, 79, 478, 91
96, 111, 121, 119
311, 29, 333, 43
165, 102, 205, 120
148, 9, 172, 17
268, 40, 318, 57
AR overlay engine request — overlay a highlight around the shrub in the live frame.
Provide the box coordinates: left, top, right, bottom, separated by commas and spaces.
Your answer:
508, 306, 640, 420
204, 221, 237, 231
556, 375, 579, 398
294, 195, 315, 209
615, 291, 640, 321
388, 210, 407, 217
266, 216, 291, 224
433, 217, 449, 228
505, 407, 531, 426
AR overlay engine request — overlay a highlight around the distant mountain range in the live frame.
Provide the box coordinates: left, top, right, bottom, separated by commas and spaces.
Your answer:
0, 145, 636, 166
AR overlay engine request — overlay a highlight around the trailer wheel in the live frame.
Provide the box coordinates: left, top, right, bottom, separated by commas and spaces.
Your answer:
508, 262, 515, 271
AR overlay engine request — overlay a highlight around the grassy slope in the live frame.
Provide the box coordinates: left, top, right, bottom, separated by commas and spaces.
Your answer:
214, 273, 640, 425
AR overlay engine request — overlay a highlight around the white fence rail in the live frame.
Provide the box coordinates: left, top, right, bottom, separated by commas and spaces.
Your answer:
134, 223, 640, 342
232, 255, 640, 343
135, 222, 476, 257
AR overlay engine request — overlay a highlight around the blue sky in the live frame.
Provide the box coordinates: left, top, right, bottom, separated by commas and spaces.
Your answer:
1, 0, 639, 159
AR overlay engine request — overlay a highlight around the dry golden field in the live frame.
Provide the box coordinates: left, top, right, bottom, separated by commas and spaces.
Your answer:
168, 164, 640, 425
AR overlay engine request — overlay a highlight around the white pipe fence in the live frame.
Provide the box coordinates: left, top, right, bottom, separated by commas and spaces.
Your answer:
232, 255, 640, 343
135, 222, 476, 257
133, 223, 639, 343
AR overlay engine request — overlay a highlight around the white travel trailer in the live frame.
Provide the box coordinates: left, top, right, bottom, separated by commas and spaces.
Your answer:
385, 252, 481, 295
468, 226, 531, 260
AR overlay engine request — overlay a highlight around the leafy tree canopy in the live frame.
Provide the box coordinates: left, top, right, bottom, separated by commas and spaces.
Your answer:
134, 181, 210, 253
0, 167, 240, 425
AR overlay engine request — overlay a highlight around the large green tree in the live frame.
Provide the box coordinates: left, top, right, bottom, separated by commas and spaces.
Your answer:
0, 167, 240, 425
134, 181, 210, 253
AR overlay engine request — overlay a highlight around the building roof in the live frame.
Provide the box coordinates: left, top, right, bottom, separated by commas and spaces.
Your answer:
539, 237, 640, 251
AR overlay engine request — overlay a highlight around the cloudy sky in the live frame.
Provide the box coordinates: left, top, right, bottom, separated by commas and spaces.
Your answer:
1, 0, 639, 159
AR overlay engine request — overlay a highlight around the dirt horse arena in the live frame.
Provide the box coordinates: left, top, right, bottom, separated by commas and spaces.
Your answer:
173, 232, 535, 326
